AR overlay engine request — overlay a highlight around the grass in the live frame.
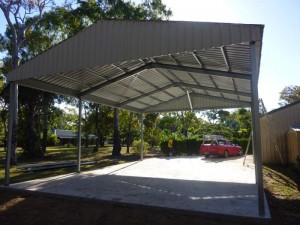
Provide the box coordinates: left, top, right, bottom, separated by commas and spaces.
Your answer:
263, 165, 300, 199
0, 146, 140, 184
263, 165, 300, 225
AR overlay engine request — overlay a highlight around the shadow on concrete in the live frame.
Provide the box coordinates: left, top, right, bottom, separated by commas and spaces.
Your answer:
201, 155, 244, 163
11, 171, 269, 218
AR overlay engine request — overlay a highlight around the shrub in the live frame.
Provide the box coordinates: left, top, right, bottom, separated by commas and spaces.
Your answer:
232, 137, 252, 154
65, 143, 75, 148
160, 138, 202, 156
131, 140, 150, 155
160, 137, 252, 156
47, 133, 60, 146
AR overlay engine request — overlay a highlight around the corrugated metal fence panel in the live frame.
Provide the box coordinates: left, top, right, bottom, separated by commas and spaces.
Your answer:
287, 131, 300, 164
8, 20, 263, 82
260, 102, 300, 164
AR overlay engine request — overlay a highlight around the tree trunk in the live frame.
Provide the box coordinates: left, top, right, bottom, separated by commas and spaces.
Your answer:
42, 113, 48, 153
126, 112, 133, 154
10, 84, 18, 165
94, 105, 100, 152
112, 108, 121, 156
84, 107, 89, 148
25, 100, 43, 158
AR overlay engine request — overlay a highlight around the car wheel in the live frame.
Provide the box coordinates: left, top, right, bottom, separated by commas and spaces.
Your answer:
224, 150, 229, 158
204, 154, 209, 158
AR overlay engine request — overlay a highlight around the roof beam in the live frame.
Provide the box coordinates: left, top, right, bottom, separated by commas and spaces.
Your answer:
117, 83, 175, 107
117, 82, 163, 105
18, 79, 81, 97
80, 63, 154, 97
138, 69, 177, 99
174, 82, 251, 97
142, 91, 251, 113
186, 90, 193, 110
152, 63, 251, 80
56, 73, 89, 89
220, 47, 231, 72
187, 72, 210, 95
84, 94, 141, 113
192, 51, 204, 68
142, 93, 187, 112
156, 68, 187, 94
190, 92, 251, 105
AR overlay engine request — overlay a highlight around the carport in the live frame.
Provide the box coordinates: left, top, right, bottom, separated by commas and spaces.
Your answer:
4, 20, 265, 216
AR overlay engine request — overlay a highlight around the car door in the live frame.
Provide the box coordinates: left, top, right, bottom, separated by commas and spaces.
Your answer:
209, 140, 219, 155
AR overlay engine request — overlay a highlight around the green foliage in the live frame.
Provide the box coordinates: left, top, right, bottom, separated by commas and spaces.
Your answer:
231, 137, 252, 154
131, 140, 150, 155
197, 122, 234, 139
279, 85, 300, 106
160, 137, 252, 156
160, 137, 202, 156
47, 133, 59, 146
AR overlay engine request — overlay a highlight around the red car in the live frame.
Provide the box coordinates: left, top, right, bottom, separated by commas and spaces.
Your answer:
199, 135, 242, 158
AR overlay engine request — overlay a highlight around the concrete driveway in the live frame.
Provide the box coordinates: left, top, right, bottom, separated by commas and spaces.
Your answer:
10, 155, 270, 218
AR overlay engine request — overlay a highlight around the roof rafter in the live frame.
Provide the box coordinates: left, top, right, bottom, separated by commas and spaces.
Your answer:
174, 82, 251, 97
152, 63, 251, 80
80, 62, 154, 97
190, 92, 250, 105
117, 83, 175, 107
18, 79, 81, 97
192, 51, 204, 68
220, 47, 231, 72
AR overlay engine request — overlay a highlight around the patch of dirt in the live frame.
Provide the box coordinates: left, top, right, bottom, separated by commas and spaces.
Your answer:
263, 165, 300, 225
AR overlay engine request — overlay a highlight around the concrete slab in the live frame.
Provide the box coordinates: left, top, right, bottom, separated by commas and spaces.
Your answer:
10, 155, 270, 218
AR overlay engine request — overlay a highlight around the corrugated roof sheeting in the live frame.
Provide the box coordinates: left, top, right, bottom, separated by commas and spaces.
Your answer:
144, 93, 250, 113
7, 20, 264, 113
212, 76, 235, 91
139, 69, 171, 87
8, 20, 263, 81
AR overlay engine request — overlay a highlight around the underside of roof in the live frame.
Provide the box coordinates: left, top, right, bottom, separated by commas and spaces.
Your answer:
8, 20, 264, 113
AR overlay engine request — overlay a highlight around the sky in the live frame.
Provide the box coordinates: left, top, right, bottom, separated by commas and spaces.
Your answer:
1, 0, 299, 112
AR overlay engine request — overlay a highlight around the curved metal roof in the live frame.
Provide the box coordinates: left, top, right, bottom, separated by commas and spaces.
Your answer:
8, 20, 264, 113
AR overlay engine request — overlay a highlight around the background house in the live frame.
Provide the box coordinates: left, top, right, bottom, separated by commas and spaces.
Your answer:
54, 129, 96, 146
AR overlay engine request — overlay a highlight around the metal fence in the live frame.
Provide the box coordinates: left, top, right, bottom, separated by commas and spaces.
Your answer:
260, 101, 300, 165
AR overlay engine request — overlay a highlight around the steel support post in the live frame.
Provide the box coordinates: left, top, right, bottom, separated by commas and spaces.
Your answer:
4, 82, 17, 186
77, 98, 82, 173
250, 42, 265, 217
140, 113, 144, 161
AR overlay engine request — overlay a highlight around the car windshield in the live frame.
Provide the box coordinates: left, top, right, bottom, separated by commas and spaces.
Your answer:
218, 140, 226, 145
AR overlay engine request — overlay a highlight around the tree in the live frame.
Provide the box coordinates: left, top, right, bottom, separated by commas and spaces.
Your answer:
126, 111, 134, 153
0, 0, 53, 163
279, 85, 300, 106
112, 108, 121, 156
143, 113, 160, 147
89, 104, 113, 151
203, 110, 218, 124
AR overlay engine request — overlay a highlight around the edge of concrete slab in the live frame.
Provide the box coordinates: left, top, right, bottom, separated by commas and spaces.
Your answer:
1, 186, 271, 224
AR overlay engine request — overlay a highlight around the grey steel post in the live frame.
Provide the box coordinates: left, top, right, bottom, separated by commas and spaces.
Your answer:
77, 98, 82, 173
250, 41, 265, 217
4, 82, 16, 186
140, 113, 144, 161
